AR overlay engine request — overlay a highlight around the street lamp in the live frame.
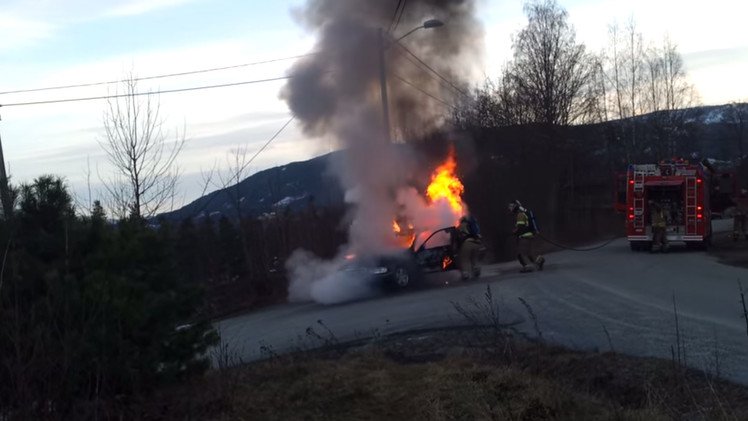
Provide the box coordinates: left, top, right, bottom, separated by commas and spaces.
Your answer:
378, 19, 444, 142
394, 19, 445, 43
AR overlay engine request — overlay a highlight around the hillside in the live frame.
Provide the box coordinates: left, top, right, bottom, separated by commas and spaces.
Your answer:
160, 103, 746, 223
159, 151, 345, 221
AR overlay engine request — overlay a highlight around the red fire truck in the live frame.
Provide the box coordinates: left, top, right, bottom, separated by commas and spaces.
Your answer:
622, 160, 713, 251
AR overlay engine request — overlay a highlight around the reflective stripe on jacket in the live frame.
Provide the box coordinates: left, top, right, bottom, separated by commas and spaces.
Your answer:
516, 211, 534, 238
652, 210, 666, 228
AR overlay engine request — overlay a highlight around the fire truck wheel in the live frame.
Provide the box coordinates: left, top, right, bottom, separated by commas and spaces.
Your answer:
687, 236, 711, 251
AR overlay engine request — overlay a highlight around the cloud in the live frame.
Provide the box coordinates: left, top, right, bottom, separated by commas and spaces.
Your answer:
4, 0, 200, 23
103, 0, 198, 18
683, 47, 748, 72
0, 0, 202, 54
0, 15, 56, 52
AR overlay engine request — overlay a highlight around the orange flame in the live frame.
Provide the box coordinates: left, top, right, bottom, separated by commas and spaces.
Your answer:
389, 149, 467, 249
392, 219, 416, 248
442, 255, 453, 270
426, 150, 465, 217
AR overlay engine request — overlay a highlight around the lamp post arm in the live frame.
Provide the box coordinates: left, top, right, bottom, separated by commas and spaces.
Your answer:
395, 26, 423, 43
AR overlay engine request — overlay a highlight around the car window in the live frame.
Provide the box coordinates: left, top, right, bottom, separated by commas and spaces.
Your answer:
420, 229, 452, 250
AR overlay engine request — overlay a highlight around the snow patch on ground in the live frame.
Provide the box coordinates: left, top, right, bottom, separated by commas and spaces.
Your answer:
273, 194, 308, 208
704, 109, 725, 124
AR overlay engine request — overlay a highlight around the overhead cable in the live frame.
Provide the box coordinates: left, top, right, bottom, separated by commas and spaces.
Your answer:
0, 53, 315, 96
388, 0, 404, 34
186, 116, 296, 219
392, 73, 457, 110
0, 76, 291, 108
393, 47, 464, 99
394, 43, 469, 98
392, 0, 407, 34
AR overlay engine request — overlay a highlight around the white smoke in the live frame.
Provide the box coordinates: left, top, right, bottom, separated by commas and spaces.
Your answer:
285, 250, 378, 304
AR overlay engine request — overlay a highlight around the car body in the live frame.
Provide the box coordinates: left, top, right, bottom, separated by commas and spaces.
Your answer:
342, 226, 484, 289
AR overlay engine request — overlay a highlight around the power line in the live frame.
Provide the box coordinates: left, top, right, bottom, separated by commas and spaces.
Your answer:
388, 0, 404, 34
0, 76, 291, 108
392, 0, 407, 34
0, 53, 315, 96
393, 42, 469, 98
186, 116, 295, 219
392, 73, 457, 110
392, 47, 463, 99
243, 116, 294, 174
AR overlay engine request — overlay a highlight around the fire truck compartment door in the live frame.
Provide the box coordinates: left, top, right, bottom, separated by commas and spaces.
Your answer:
644, 180, 684, 187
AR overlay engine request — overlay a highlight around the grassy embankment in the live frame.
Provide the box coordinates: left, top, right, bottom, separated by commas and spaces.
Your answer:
134, 285, 748, 420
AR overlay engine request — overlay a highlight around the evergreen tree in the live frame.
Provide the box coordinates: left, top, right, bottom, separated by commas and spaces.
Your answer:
217, 216, 245, 283
0, 176, 217, 418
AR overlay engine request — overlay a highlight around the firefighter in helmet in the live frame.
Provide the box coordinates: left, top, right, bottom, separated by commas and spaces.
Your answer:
509, 201, 544, 273
650, 201, 669, 252
457, 215, 482, 280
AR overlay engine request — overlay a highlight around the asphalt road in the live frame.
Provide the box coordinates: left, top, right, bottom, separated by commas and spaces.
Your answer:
217, 219, 748, 384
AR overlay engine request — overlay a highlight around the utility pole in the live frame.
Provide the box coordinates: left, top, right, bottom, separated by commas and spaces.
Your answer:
376, 20, 444, 143
0, 114, 12, 220
377, 28, 391, 143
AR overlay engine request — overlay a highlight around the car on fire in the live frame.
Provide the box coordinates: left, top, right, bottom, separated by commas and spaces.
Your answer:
341, 226, 484, 289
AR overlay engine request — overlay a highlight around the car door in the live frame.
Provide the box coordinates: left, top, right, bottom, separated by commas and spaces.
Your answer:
414, 227, 458, 272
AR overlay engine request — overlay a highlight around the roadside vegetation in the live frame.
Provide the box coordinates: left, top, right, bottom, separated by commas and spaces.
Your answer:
131, 325, 748, 420
115, 285, 748, 420
0, 176, 218, 419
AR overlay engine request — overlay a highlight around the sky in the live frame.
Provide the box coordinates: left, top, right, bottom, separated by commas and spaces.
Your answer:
1, 0, 747, 210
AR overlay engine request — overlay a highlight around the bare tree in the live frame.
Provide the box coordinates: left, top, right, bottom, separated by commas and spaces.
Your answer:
216, 146, 252, 220
601, 21, 643, 159
643, 44, 664, 113
504, 0, 596, 127
205, 146, 257, 278
659, 37, 696, 111
99, 76, 185, 219
602, 20, 699, 159
641, 37, 698, 156
583, 55, 610, 124
626, 18, 644, 129
608, 24, 627, 120
452, 79, 506, 129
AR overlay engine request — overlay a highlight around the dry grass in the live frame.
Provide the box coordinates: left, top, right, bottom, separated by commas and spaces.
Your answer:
206, 353, 664, 421
128, 327, 748, 421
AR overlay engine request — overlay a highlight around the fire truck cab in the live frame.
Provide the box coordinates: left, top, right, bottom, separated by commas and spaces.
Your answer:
624, 160, 712, 251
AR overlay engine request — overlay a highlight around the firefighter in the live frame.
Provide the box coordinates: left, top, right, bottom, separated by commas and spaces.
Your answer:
509, 201, 544, 273
457, 215, 482, 280
650, 201, 669, 252
733, 188, 748, 241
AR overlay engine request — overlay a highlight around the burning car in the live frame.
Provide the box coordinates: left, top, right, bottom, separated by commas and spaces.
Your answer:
341, 225, 485, 289
339, 149, 486, 289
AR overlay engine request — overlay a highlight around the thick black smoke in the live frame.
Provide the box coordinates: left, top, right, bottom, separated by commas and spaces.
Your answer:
284, 0, 481, 138
282, 0, 482, 303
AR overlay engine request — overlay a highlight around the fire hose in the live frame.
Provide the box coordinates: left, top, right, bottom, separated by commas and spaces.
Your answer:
535, 233, 620, 252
